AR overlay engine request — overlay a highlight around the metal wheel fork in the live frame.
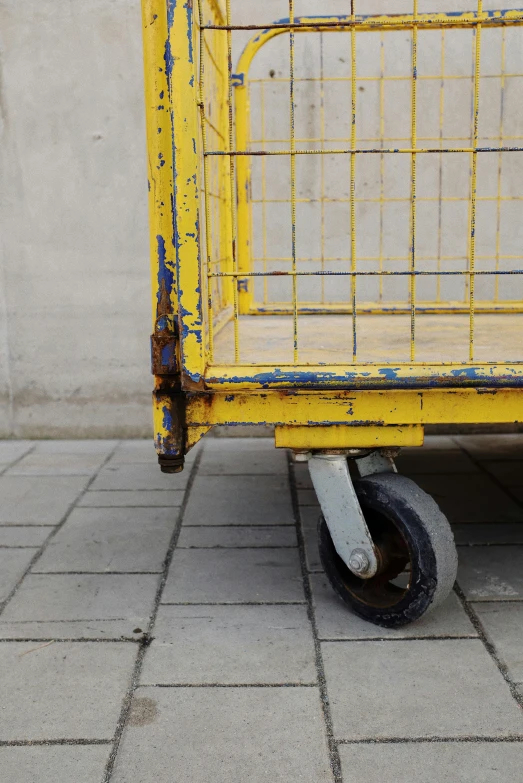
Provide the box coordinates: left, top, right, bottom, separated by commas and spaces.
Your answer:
307, 451, 396, 579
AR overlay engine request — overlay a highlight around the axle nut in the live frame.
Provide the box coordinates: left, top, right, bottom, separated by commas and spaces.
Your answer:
348, 548, 370, 575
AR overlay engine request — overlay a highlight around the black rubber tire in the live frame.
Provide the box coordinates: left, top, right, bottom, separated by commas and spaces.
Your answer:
318, 472, 458, 628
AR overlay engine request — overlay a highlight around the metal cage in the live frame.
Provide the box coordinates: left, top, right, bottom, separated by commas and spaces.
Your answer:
142, 1, 523, 465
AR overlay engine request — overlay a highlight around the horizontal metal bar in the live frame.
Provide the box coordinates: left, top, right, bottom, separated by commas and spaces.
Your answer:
250, 74, 523, 83
185, 388, 523, 424
205, 146, 523, 157
275, 424, 424, 449
248, 302, 523, 315
250, 197, 523, 204
201, 10, 523, 32
249, 255, 523, 262
202, 365, 523, 391
208, 269, 523, 278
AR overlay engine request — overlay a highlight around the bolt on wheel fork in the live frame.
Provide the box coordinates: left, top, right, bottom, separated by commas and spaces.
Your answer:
302, 450, 397, 579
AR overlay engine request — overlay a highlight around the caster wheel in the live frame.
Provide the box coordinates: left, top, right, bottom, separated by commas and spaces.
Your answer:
318, 473, 458, 628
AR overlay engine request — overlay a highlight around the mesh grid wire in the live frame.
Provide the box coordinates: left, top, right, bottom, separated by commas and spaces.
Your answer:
196, 1, 523, 367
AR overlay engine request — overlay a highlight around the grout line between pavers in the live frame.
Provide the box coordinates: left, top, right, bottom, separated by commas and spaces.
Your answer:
454, 583, 523, 709
0, 546, 43, 550
0, 443, 37, 478
0, 637, 142, 643
101, 447, 204, 783
318, 635, 480, 643
287, 453, 343, 783
0, 524, 57, 528
0, 739, 113, 747
0, 442, 121, 616
176, 545, 298, 550
182, 523, 294, 528
336, 735, 523, 745
83, 488, 188, 493
158, 600, 308, 606
142, 682, 319, 688
30, 571, 163, 576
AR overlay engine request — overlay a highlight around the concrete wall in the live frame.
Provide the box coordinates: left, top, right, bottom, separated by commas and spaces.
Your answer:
0, 1, 519, 436
0, 0, 150, 437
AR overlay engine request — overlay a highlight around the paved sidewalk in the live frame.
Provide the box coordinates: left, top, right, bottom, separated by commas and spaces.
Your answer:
0, 435, 522, 782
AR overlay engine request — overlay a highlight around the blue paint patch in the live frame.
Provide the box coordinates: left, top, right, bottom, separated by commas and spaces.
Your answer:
161, 342, 177, 370
164, 1, 175, 76
184, 1, 194, 64
237, 278, 249, 293
156, 234, 175, 304
378, 368, 400, 380
159, 90, 165, 100
162, 404, 173, 433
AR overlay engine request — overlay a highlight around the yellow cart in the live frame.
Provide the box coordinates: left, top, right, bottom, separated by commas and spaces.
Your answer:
141, 1, 523, 626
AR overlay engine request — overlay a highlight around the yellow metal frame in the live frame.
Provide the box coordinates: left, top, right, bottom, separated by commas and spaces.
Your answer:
142, 2, 523, 462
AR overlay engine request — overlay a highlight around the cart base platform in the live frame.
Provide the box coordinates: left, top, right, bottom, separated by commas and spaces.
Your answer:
213, 313, 523, 366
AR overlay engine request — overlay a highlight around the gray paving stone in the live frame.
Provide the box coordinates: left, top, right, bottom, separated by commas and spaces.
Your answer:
456, 434, 523, 460
0, 641, 137, 740
396, 449, 478, 475
183, 475, 294, 526
0, 441, 34, 464
0, 549, 37, 602
473, 603, 523, 684
177, 525, 297, 548
141, 604, 316, 685
458, 545, 523, 600
339, 742, 523, 783
32, 440, 117, 454
416, 436, 460, 450
112, 686, 332, 783
0, 476, 88, 525
34, 507, 177, 573
414, 474, 523, 524
0, 526, 52, 547
322, 639, 523, 739
0, 573, 159, 639
111, 439, 159, 463
199, 438, 288, 475
162, 548, 305, 604
311, 575, 476, 639
0, 745, 110, 783
6, 451, 108, 477
110, 439, 201, 465
78, 489, 184, 507
91, 462, 189, 491
453, 523, 523, 545
482, 460, 523, 487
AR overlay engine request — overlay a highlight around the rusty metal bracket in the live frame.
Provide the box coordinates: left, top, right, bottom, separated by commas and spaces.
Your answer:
151, 329, 178, 376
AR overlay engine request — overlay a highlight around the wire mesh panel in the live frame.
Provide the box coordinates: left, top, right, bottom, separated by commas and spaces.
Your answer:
193, 1, 523, 381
